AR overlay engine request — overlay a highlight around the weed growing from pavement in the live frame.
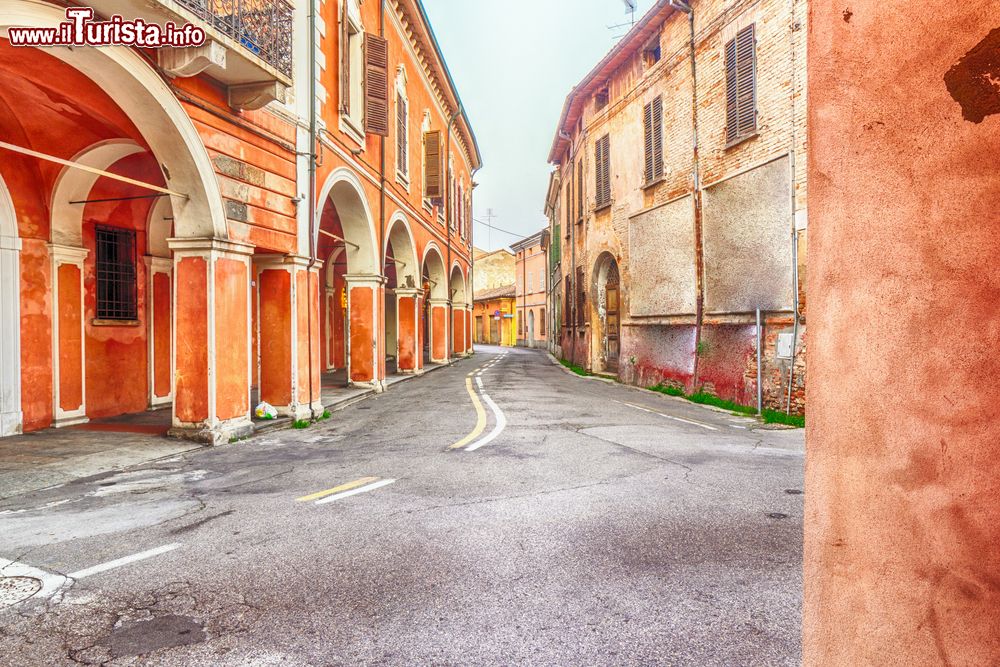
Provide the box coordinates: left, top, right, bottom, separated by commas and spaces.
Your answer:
648, 383, 805, 428
292, 420, 311, 429
560, 359, 592, 376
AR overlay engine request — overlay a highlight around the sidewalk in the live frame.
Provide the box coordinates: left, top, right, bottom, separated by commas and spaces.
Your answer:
0, 359, 458, 501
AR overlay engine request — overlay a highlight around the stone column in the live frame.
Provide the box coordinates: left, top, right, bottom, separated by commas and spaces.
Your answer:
465, 305, 474, 355
428, 298, 450, 364
255, 255, 324, 420
345, 274, 386, 391
394, 287, 421, 374
0, 234, 22, 436
169, 238, 253, 444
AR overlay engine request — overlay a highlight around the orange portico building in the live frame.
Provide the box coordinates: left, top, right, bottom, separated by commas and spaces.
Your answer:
0, 0, 480, 444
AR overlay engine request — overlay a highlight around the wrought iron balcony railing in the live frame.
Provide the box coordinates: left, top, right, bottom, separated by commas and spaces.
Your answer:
174, 0, 293, 79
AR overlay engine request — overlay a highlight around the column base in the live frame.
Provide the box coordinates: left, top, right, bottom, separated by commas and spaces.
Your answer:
349, 379, 386, 393
169, 416, 254, 446
52, 414, 88, 429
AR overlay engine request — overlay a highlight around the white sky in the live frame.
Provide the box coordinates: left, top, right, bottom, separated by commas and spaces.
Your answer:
421, 0, 658, 252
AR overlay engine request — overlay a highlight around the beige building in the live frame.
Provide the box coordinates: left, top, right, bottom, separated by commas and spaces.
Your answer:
473, 247, 516, 294
512, 231, 549, 349
546, 0, 806, 412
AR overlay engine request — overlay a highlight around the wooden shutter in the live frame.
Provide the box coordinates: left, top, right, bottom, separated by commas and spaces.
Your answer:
595, 135, 611, 209
644, 96, 664, 184
339, 2, 350, 114
576, 161, 583, 222
396, 93, 407, 174
643, 101, 654, 184
363, 33, 389, 136
725, 24, 757, 144
423, 130, 442, 199
565, 181, 572, 227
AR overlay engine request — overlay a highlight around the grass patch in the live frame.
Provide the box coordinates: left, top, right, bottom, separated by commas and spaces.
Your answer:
318, 410, 332, 421
763, 409, 805, 428
292, 419, 311, 430
649, 383, 686, 397
559, 359, 592, 377
687, 392, 759, 416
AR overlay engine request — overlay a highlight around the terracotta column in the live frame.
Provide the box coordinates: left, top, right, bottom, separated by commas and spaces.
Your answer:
144, 256, 172, 410
465, 305, 474, 355
428, 298, 450, 364
256, 256, 323, 420
395, 287, 421, 374
805, 2, 1000, 664
345, 274, 386, 391
452, 305, 466, 357
48, 244, 88, 427
169, 238, 253, 444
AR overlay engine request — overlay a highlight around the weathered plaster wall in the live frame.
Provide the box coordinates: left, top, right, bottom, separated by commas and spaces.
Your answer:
627, 196, 697, 317
805, 2, 1000, 664
473, 249, 515, 293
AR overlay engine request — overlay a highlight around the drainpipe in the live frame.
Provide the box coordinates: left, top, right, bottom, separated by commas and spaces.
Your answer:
469, 166, 481, 352
785, 0, 801, 415
379, 0, 387, 376
305, 0, 319, 421
669, 0, 703, 393
756, 307, 764, 414
445, 106, 462, 361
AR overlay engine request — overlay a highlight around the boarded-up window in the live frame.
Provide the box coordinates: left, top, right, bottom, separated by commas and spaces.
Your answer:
364, 33, 389, 136
594, 135, 611, 210
643, 96, 664, 184
725, 24, 757, 146
396, 92, 408, 176
423, 130, 442, 200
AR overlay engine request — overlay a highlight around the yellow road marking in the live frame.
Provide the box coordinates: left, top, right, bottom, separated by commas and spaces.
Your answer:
448, 377, 487, 450
297, 476, 380, 502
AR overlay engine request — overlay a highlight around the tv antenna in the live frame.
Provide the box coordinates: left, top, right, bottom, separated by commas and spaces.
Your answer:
485, 208, 497, 249
609, 0, 638, 39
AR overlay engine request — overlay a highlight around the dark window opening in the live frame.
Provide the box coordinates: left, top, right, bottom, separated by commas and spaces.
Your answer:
595, 86, 610, 111
644, 41, 661, 67
95, 225, 138, 321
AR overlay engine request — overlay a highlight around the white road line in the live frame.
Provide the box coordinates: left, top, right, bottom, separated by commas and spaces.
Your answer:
68, 544, 181, 580
466, 377, 508, 452
315, 478, 396, 505
621, 402, 719, 431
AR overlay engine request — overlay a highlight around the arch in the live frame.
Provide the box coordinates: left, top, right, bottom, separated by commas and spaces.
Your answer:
49, 140, 145, 246
0, 173, 21, 436
421, 243, 447, 300
325, 246, 345, 289
2, 1, 228, 240
316, 167, 379, 275
528, 310, 536, 345
450, 262, 468, 306
593, 251, 622, 373
384, 212, 419, 289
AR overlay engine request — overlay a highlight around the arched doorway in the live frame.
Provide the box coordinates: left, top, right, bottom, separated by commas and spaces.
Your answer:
528, 310, 536, 346
315, 168, 380, 389
595, 253, 621, 373
384, 214, 420, 374
421, 245, 448, 365
0, 174, 21, 436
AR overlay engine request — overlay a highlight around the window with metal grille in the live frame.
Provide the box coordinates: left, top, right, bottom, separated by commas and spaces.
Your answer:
594, 134, 611, 210
95, 225, 138, 321
725, 24, 758, 146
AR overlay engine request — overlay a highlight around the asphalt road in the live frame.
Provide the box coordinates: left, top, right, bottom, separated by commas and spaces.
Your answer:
0, 346, 804, 666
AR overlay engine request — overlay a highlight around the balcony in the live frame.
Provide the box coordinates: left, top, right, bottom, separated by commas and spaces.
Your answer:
89, 0, 294, 109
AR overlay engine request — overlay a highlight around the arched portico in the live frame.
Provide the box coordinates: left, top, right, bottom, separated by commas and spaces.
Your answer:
316, 167, 383, 390
2, 4, 252, 443
450, 263, 469, 358
422, 245, 448, 364
384, 213, 421, 374
0, 174, 21, 436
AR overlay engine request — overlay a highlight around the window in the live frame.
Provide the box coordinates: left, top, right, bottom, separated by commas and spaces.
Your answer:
594, 134, 611, 210
539, 271, 545, 292
576, 266, 587, 326
423, 129, 443, 201
540, 307, 546, 336
564, 276, 572, 325
395, 70, 409, 181
339, 0, 366, 137
595, 86, 610, 111
95, 225, 138, 322
644, 39, 662, 68
528, 271, 533, 294
421, 112, 433, 209
725, 24, 758, 146
576, 160, 583, 222
564, 179, 572, 229
643, 96, 664, 185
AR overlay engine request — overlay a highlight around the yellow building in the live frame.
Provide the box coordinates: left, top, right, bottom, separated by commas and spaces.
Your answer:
473, 285, 516, 347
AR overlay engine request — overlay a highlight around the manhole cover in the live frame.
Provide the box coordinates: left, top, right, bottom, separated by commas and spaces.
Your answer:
766, 512, 790, 520
0, 576, 43, 606
785, 489, 803, 495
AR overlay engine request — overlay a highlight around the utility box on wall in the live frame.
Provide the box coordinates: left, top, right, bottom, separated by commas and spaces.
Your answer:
777, 332, 795, 359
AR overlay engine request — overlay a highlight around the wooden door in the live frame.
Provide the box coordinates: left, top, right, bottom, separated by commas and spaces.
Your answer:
605, 263, 621, 372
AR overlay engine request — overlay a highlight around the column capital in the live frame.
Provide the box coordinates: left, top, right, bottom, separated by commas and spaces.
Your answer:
0, 235, 22, 252
345, 273, 387, 287
394, 287, 422, 298
47, 243, 88, 265
168, 237, 255, 257
144, 255, 173, 273
428, 298, 452, 307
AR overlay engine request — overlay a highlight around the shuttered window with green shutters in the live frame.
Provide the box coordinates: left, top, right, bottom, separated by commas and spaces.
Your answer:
725, 24, 757, 146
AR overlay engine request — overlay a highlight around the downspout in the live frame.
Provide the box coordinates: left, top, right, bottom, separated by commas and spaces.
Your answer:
785, 0, 801, 413
670, 0, 703, 392
445, 106, 462, 361
306, 0, 319, 421
470, 166, 481, 351
558, 130, 576, 367
379, 0, 387, 377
